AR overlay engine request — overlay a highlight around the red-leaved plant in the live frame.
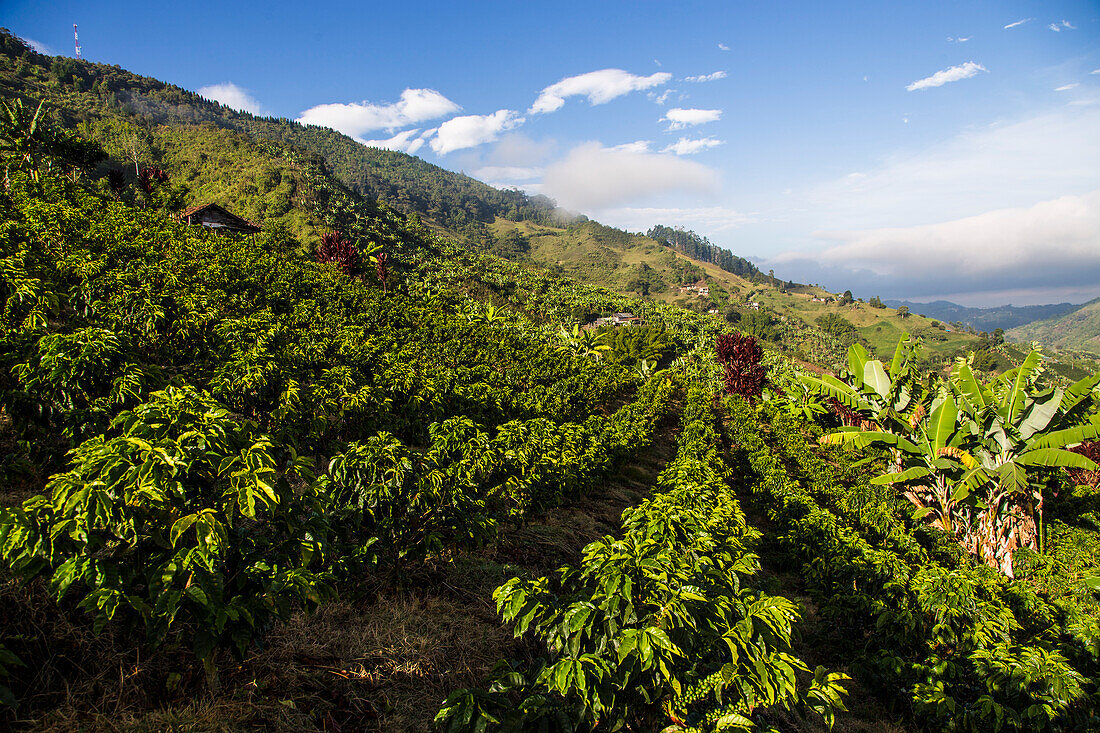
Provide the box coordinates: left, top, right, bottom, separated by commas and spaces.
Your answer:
1068, 441, 1100, 487
375, 251, 389, 293
716, 333, 766, 399
137, 166, 168, 194
316, 231, 358, 276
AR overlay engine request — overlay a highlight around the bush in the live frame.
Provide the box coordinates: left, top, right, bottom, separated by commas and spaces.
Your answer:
716, 333, 766, 399
316, 230, 358, 275
0, 386, 333, 664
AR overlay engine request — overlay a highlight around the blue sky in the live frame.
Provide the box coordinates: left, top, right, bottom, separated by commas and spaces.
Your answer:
6, 1, 1100, 305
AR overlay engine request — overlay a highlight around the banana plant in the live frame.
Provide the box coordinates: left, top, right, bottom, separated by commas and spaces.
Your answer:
766, 372, 830, 422
0, 98, 45, 185
824, 349, 1100, 577
944, 355, 1100, 574
556, 323, 609, 360
801, 334, 928, 432
466, 302, 507, 324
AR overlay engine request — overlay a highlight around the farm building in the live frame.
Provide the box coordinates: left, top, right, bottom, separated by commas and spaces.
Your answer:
180, 203, 262, 236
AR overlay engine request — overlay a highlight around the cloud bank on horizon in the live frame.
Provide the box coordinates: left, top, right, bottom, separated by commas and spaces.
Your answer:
769, 191, 1100, 300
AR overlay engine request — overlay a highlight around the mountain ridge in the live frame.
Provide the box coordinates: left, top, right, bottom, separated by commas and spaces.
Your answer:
885, 299, 1081, 332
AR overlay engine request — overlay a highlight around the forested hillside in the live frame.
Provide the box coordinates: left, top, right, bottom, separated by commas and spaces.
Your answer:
1, 30, 1099, 733
0, 31, 567, 232
647, 224, 760, 279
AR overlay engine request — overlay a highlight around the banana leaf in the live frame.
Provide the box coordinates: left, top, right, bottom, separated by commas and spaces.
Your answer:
1018, 389, 1062, 441
998, 350, 1043, 425
1016, 448, 1098, 470
1060, 372, 1100, 417
889, 332, 914, 378
799, 374, 863, 411
847, 343, 871, 388
1027, 421, 1100, 450
822, 429, 919, 453
929, 393, 958, 452
951, 360, 991, 416
863, 359, 891, 400
870, 465, 931, 485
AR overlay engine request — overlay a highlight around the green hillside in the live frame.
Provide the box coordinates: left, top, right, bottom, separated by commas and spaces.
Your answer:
0, 31, 997, 373
1009, 297, 1100, 356
0, 31, 564, 232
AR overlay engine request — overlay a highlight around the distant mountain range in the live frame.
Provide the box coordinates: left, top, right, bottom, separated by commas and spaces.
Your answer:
885, 300, 1080, 332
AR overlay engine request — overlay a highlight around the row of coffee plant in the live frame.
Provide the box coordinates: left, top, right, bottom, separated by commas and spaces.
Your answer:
725, 395, 1097, 731
0, 150, 685, 695
0, 369, 673, 669
436, 382, 849, 732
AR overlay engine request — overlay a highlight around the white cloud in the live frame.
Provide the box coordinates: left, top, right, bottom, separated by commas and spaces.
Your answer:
1049, 20, 1075, 32
541, 142, 720, 210
529, 69, 671, 114
610, 140, 653, 153
807, 106, 1100, 227
947, 36, 972, 43
662, 107, 723, 130
430, 110, 524, 155
662, 137, 724, 155
297, 89, 460, 139
362, 128, 426, 155
20, 37, 54, 55
1004, 18, 1032, 29
718, 43, 730, 51
484, 134, 555, 166
1092, 69, 1100, 75
599, 206, 755, 233
906, 61, 987, 91
473, 166, 542, 182
651, 89, 674, 105
1055, 83, 1080, 91
198, 82, 267, 115
760, 105, 1100, 302
800, 191, 1100, 283
684, 71, 728, 83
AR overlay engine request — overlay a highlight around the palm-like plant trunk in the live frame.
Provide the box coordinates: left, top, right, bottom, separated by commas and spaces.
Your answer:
975, 491, 1037, 578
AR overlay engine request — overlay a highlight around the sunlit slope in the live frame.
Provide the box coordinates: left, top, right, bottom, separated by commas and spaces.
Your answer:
1009, 297, 1100, 355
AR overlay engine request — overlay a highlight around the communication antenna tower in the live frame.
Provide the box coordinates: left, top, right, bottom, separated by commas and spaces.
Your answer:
73, 24, 81, 58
